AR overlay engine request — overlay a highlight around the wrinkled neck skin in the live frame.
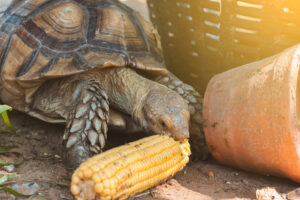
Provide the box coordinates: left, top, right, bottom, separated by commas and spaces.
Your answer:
85, 67, 162, 130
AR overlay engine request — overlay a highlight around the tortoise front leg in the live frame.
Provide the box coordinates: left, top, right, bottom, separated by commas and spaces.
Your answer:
31, 79, 109, 168
155, 72, 210, 160
63, 81, 109, 167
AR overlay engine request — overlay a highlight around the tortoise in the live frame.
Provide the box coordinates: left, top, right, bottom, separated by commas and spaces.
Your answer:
0, 0, 206, 168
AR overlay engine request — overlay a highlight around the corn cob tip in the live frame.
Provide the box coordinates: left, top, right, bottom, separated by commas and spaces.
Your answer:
71, 135, 191, 200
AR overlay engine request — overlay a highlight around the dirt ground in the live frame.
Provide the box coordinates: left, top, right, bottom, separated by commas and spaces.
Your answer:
0, 111, 298, 200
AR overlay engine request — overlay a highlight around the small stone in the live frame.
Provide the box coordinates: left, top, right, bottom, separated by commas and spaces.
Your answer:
242, 179, 249, 185
256, 187, 284, 200
54, 155, 61, 159
11, 182, 40, 195
235, 172, 239, 176
225, 181, 231, 185
3, 164, 15, 172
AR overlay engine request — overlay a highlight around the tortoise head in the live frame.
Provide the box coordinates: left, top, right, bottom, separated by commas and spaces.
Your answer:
140, 88, 190, 141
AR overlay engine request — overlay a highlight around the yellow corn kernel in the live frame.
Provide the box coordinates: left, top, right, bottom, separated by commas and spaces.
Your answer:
71, 135, 191, 200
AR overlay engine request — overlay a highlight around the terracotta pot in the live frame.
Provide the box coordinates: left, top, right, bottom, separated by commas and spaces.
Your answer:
203, 45, 300, 182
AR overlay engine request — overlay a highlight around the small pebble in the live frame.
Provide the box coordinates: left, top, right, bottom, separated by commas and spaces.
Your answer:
235, 172, 239, 176
225, 181, 231, 185
242, 179, 249, 185
208, 172, 214, 177
3, 164, 15, 172
11, 182, 40, 195
54, 154, 61, 159
60, 194, 72, 199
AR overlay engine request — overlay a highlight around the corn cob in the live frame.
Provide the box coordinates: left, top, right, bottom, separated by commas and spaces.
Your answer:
71, 135, 191, 200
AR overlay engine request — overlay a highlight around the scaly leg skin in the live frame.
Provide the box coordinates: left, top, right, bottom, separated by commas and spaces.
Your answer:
31, 79, 109, 168
155, 72, 210, 160
63, 81, 109, 167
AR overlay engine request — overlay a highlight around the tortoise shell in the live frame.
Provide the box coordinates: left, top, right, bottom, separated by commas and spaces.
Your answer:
0, 0, 167, 111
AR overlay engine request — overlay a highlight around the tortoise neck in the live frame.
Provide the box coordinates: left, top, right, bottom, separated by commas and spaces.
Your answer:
89, 67, 161, 123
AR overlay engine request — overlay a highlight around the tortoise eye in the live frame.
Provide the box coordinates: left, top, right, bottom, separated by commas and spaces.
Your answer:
161, 121, 167, 129
160, 117, 172, 130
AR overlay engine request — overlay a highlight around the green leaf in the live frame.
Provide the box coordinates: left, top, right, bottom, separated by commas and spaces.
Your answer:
0, 175, 32, 197
0, 160, 11, 166
0, 129, 18, 135
1, 111, 15, 132
0, 186, 32, 197
0, 174, 15, 185
0, 105, 12, 114
0, 145, 17, 153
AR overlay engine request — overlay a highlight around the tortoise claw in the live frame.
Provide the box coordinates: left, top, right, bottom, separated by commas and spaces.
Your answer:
66, 143, 92, 169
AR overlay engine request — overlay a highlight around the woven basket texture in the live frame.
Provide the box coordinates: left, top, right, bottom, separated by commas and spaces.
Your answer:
148, 0, 300, 93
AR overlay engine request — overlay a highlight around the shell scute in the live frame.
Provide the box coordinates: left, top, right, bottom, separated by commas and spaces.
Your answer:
22, 0, 87, 51
32, 1, 85, 40
2, 34, 34, 80
93, 5, 145, 51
